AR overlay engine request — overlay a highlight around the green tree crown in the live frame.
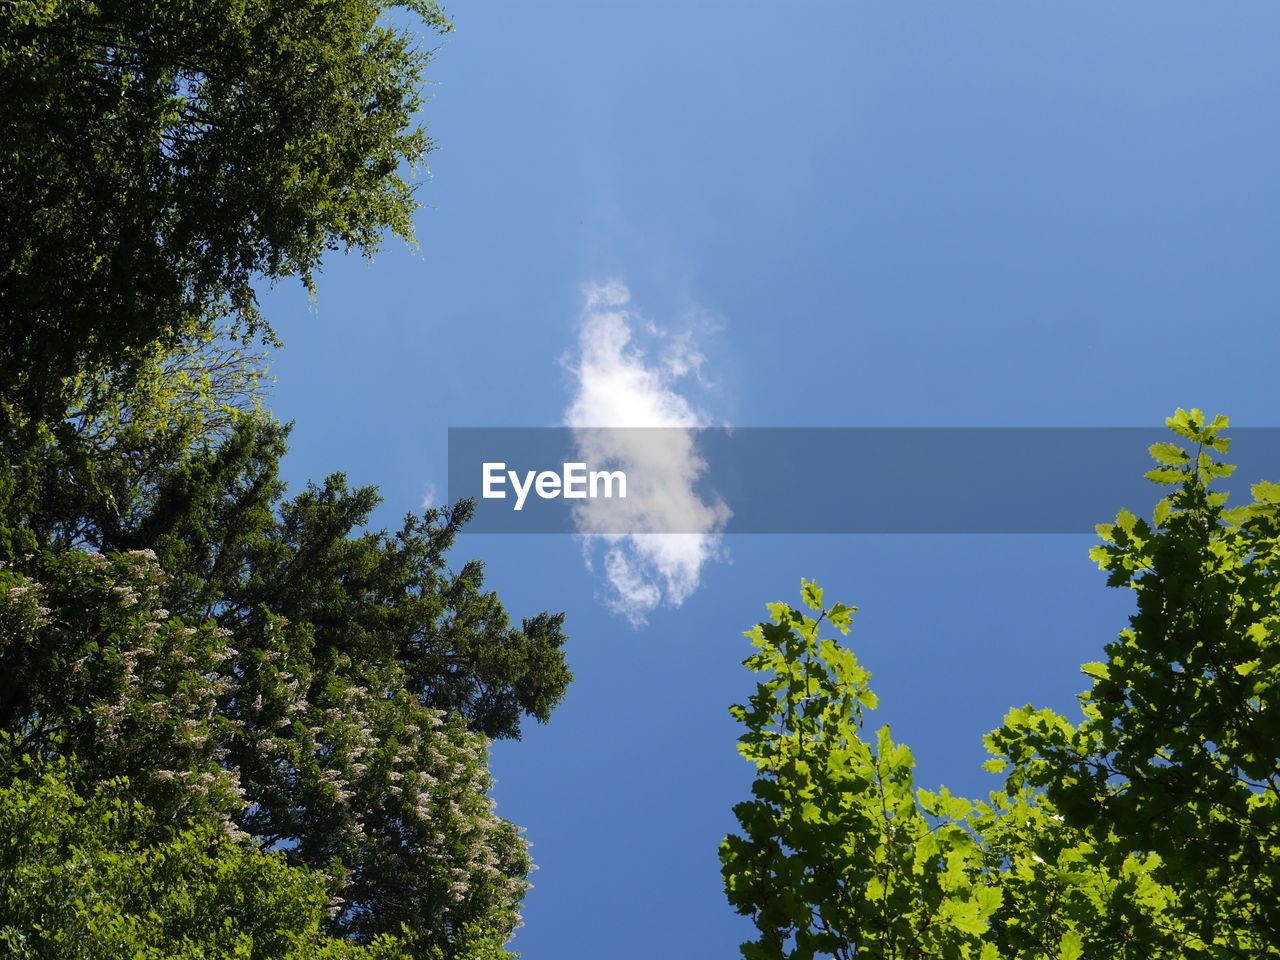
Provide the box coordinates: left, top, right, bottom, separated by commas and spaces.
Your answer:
725, 410, 1280, 959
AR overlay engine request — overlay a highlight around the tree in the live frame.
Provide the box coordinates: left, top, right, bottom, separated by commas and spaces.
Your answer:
720, 582, 1008, 960
0, 343, 572, 742
724, 411, 1280, 959
1, 5, 563, 950
0, 0, 450, 408
0, 749, 522, 960
0, 202, 567, 957
0, 336, 273, 563
988, 409, 1280, 955
1, 543, 532, 953
0, 752, 414, 960
0, 343, 567, 955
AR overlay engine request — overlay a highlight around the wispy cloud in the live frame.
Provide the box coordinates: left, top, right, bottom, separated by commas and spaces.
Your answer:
420, 482, 440, 510
564, 280, 729, 626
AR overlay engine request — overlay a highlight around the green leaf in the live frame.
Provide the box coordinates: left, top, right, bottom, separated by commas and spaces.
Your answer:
1080, 662, 1109, 681
1253, 480, 1280, 504
1148, 442, 1190, 466
800, 579, 824, 611
1145, 466, 1186, 485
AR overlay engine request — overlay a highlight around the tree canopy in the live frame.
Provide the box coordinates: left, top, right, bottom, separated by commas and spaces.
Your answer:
0, 0, 450, 406
0, 335, 571, 953
0, 5, 572, 954
724, 411, 1280, 959
0, 751, 415, 960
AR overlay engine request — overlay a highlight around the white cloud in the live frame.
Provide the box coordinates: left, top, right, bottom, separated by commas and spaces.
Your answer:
420, 482, 439, 510
564, 280, 729, 626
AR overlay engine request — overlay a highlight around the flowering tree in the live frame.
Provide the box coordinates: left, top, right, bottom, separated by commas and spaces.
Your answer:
1, 546, 528, 954
1, 345, 571, 744
0, 340, 568, 952
0, 7, 562, 949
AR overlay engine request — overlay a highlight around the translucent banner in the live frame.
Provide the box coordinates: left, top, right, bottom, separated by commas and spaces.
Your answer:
446, 427, 1280, 534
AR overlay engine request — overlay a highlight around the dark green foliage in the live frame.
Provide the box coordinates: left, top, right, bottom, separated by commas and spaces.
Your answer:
1, 350, 572, 742
0, 348, 569, 951
0, 5, 559, 952
1, 541, 533, 953
170, 477, 572, 741
0, 350, 570, 950
0, 325, 566, 960
0, 0, 449, 407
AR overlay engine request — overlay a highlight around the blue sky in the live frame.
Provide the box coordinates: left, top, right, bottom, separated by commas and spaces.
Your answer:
257, 3, 1280, 955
